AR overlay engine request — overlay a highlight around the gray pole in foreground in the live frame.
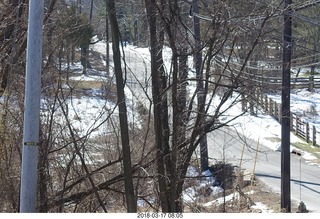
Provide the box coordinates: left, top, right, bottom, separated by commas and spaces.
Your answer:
281, 0, 292, 213
20, 0, 44, 213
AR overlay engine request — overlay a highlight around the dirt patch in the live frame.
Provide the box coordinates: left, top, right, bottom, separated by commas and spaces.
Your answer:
243, 178, 281, 212
183, 176, 301, 213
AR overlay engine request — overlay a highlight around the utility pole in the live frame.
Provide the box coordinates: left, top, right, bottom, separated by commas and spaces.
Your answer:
281, 0, 292, 212
90, 0, 94, 22
105, 2, 110, 75
20, 0, 44, 213
193, 0, 208, 171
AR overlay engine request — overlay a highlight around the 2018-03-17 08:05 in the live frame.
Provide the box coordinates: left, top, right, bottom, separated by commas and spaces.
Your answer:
137, 212, 184, 218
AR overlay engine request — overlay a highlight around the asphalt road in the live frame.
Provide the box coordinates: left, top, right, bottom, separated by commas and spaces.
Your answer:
207, 126, 320, 213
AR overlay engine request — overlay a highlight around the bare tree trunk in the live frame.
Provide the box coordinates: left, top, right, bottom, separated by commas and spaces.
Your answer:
38, 133, 48, 212
145, 0, 170, 212
81, 46, 90, 74
106, 0, 137, 212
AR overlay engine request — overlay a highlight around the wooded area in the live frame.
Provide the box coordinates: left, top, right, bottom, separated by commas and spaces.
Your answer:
1, 0, 320, 213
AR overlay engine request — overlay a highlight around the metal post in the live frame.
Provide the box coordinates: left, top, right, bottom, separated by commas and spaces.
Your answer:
299, 157, 302, 201
19, 0, 44, 212
281, 0, 292, 213
251, 139, 260, 188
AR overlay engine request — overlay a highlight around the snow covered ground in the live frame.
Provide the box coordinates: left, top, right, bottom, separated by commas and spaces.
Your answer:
268, 88, 320, 126
222, 94, 320, 164
53, 40, 320, 212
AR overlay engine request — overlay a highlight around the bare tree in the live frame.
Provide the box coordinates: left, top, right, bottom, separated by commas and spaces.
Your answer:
144, 0, 276, 212
0, 0, 292, 213
106, 0, 137, 212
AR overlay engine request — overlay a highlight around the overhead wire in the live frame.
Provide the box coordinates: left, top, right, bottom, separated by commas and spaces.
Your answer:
192, 0, 320, 25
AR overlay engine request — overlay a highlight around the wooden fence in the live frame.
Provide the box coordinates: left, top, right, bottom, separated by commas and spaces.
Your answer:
241, 71, 320, 91
242, 90, 319, 146
216, 59, 320, 145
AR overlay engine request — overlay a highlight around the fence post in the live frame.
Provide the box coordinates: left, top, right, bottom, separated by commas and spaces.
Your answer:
306, 122, 309, 143
265, 95, 268, 113
313, 125, 316, 146
278, 103, 282, 123
295, 115, 298, 135
249, 92, 254, 115
242, 95, 246, 112
255, 90, 259, 115
309, 75, 314, 92
261, 67, 264, 89
274, 102, 278, 120
269, 98, 273, 116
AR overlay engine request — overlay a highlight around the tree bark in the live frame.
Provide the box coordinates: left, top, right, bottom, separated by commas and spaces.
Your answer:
145, 0, 170, 212
107, 0, 137, 212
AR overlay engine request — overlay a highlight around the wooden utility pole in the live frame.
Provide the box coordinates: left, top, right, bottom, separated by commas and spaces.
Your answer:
105, 1, 110, 75
20, 0, 44, 212
281, 0, 292, 212
193, 0, 208, 172
90, 0, 94, 21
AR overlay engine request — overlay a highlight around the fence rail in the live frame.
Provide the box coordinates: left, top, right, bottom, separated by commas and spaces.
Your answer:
216, 59, 319, 145
242, 90, 319, 146
241, 71, 320, 90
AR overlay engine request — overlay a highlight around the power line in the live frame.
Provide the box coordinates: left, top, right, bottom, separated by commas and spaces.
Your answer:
192, 0, 320, 24
294, 0, 320, 12
292, 12, 320, 26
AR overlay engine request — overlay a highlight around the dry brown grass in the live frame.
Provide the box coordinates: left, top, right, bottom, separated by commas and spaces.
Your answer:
182, 175, 294, 213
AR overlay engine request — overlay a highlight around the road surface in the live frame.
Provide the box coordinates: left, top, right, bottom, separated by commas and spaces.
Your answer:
207, 126, 320, 213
